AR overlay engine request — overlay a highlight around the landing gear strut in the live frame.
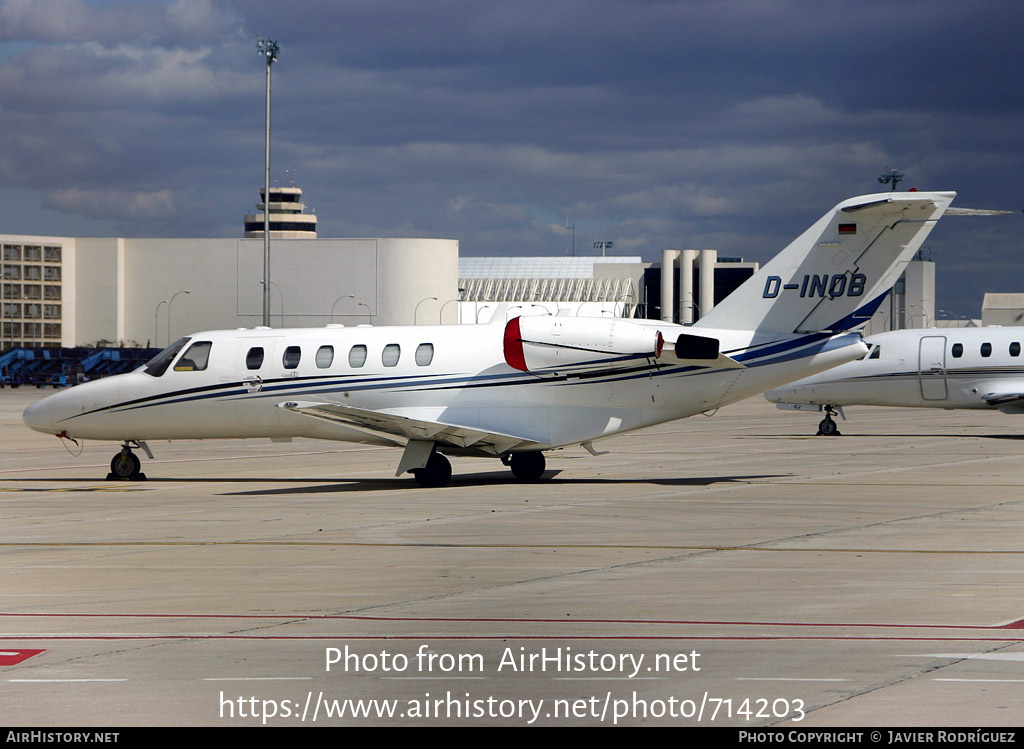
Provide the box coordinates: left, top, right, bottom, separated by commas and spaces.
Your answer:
817, 405, 841, 437
506, 451, 547, 482
411, 452, 452, 488
107, 442, 147, 480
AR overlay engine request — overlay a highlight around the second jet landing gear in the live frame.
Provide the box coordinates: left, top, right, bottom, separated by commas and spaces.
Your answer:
107, 441, 152, 480
817, 405, 843, 437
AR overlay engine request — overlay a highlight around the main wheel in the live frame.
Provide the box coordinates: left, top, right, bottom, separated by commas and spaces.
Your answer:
110, 451, 142, 479
817, 417, 839, 436
412, 452, 452, 488
509, 451, 546, 481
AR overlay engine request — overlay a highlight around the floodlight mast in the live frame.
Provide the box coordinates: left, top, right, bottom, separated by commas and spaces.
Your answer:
878, 169, 904, 192
257, 38, 280, 327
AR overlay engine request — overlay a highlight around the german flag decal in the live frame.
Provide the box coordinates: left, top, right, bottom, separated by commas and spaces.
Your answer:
838, 223, 857, 234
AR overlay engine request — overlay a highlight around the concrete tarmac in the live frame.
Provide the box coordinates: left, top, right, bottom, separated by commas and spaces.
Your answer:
1, 388, 1023, 726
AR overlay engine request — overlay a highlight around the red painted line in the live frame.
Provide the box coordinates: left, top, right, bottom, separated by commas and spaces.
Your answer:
0, 612, 1017, 630
0, 649, 44, 665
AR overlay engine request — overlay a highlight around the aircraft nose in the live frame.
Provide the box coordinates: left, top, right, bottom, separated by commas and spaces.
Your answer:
23, 396, 59, 434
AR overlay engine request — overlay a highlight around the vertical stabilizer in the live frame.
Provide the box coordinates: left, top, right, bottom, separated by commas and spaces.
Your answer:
694, 192, 954, 334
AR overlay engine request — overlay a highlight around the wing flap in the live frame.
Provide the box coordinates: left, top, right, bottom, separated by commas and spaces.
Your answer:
278, 400, 542, 455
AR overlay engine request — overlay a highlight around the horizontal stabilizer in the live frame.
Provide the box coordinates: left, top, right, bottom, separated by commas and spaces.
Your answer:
945, 207, 1014, 216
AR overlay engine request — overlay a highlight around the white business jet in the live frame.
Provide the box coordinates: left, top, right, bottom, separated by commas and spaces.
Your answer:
24, 191, 954, 485
766, 325, 1024, 435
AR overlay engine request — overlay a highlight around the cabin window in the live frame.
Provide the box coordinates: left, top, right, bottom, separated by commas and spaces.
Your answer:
315, 345, 334, 368
144, 337, 190, 377
349, 345, 367, 368
868, 346, 881, 359
415, 343, 434, 366
1011, 342, 1021, 357
246, 347, 264, 370
282, 346, 301, 369
382, 343, 401, 367
951, 343, 963, 358
980, 342, 992, 358
174, 341, 212, 372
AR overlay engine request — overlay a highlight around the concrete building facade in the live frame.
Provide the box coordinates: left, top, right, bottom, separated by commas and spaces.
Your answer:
1, 234, 459, 349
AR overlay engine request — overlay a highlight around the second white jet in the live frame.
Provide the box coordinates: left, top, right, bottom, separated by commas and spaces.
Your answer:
766, 325, 1024, 434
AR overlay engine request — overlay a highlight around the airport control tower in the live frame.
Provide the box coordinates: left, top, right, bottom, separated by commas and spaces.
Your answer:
243, 185, 318, 239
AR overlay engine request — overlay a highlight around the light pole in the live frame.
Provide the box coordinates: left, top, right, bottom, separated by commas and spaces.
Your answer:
878, 169, 904, 191
414, 297, 437, 325
257, 38, 280, 327
167, 290, 191, 343
331, 294, 354, 323
593, 240, 613, 257
260, 280, 284, 327
439, 298, 461, 324
331, 294, 370, 323
154, 299, 168, 347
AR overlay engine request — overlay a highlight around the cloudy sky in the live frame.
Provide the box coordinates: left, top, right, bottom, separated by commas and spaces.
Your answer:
1, 0, 1021, 317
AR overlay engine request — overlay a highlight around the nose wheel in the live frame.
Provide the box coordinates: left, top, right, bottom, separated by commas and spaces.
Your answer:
107, 443, 146, 480
816, 405, 842, 437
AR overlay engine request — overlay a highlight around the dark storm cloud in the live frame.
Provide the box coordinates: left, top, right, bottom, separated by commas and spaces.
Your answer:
0, 0, 1022, 316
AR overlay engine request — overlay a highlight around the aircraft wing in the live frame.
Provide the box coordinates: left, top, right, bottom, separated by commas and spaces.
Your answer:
277, 400, 543, 455
981, 392, 1024, 414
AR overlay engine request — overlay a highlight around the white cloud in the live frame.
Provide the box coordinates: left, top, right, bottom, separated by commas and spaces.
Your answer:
44, 187, 176, 221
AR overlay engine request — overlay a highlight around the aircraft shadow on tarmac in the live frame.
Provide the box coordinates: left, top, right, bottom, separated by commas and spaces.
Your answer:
1, 472, 790, 495
215, 472, 790, 496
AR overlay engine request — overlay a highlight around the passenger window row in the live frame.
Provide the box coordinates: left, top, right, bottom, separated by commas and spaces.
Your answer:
244, 343, 435, 371
950, 341, 1021, 359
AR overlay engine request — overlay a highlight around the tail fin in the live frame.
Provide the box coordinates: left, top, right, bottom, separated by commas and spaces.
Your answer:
694, 192, 955, 334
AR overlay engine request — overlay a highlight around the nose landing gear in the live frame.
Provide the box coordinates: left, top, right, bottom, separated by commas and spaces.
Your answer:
817, 405, 842, 437
107, 441, 150, 480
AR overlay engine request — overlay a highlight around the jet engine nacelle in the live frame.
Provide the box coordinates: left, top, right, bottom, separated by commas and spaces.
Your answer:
503, 315, 663, 372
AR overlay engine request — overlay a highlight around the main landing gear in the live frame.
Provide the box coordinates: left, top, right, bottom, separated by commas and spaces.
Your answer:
817, 405, 842, 437
107, 441, 149, 480
504, 451, 547, 482
411, 452, 452, 488
402, 441, 548, 487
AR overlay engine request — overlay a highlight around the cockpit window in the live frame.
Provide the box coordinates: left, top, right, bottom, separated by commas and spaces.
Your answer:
144, 337, 190, 377
868, 346, 881, 359
174, 341, 212, 371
